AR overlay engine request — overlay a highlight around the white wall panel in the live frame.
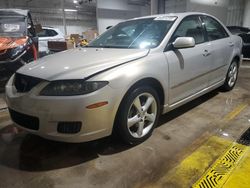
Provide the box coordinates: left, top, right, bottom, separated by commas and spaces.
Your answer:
96, 0, 150, 34
0, 0, 97, 35
165, 0, 187, 13
243, 0, 250, 27
227, 0, 245, 26
187, 0, 228, 23
164, 0, 245, 26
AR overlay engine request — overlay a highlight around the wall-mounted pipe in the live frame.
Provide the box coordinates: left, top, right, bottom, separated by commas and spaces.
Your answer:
61, 0, 67, 35
151, 0, 158, 15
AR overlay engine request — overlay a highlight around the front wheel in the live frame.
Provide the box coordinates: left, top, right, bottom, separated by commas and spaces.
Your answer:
221, 61, 239, 91
115, 86, 160, 145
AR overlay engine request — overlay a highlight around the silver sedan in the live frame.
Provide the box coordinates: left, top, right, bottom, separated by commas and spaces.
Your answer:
5, 12, 242, 144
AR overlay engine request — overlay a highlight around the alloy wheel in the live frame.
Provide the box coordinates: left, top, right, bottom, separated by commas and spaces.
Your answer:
228, 62, 238, 87
127, 92, 157, 138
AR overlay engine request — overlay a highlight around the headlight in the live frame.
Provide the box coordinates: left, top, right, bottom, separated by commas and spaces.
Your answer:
10, 41, 29, 59
10, 45, 26, 59
40, 80, 109, 96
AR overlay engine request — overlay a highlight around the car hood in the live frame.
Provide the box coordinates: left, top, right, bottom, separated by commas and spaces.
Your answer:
17, 48, 149, 80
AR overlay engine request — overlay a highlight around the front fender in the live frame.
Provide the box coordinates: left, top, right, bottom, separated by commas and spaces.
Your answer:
231, 35, 243, 64
88, 52, 169, 118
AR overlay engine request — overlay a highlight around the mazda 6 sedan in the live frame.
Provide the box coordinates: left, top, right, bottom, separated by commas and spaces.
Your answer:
6, 12, 242, 144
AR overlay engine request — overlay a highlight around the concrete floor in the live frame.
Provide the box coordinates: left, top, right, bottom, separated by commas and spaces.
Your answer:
0, 67, 249, 188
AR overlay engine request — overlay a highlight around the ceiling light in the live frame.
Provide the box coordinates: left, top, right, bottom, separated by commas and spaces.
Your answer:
64, 9, 78, 12
73, 0, 78, 4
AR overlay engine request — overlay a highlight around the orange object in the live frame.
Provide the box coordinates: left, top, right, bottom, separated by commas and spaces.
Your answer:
86, 101, 108, 109
0, 36, 28, 51
32, 44, 37, 60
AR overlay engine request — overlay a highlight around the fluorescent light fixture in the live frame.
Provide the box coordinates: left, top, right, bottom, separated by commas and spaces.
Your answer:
73, 0, 78, 4
64, 9, 77, 12
190, 0, 228, 6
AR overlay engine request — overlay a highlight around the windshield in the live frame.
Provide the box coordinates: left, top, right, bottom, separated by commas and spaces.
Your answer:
0, 16, 26, 37
88, 17, 176, 49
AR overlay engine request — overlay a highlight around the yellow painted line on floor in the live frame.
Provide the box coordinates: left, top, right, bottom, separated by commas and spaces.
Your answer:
140, 137, 250, 188
223, 104, 248, 122
138, 103, 249, 188
192, 103, 249, 188
192, 142, 248, 188
140, 136, 234, 188
223, 147, 250, 188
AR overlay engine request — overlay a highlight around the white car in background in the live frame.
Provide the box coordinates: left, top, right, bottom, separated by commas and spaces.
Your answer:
37, 26, 65, 55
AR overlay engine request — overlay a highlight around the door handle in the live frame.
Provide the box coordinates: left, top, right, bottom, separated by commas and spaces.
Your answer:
203, 49, 211, 57
229, 42, 234, 47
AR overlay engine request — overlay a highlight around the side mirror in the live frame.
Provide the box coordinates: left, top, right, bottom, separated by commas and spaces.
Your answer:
173, 37, 195, 49
34, 24, 43, 34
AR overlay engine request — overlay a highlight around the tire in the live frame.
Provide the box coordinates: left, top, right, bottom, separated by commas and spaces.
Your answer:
221, 61, 239, 91
114, 86, 160, 145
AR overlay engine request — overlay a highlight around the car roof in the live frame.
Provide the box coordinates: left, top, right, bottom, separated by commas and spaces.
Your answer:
41, 26, 61, 32
130, 12, 211, 20
42, 26, 56, 29
41, 27, 64, 34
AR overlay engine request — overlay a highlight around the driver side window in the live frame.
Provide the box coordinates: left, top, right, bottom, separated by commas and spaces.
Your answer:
171, 16, 205, 45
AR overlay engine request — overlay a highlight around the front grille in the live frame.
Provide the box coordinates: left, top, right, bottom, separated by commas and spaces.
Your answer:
9, 108, 39, 130
14, 73, 43, 92
0, 48, 11, 61
57, 122, 82, 134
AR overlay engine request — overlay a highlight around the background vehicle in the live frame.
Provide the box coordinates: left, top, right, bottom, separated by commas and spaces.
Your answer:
37, 26, 65, 56
227, 26, 250, 59
0, 9, 38, 88
6, 13, 242, 145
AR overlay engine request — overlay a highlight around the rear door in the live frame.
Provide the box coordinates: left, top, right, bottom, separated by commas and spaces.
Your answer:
164, 15, 212, 104
201, 16, 234, 85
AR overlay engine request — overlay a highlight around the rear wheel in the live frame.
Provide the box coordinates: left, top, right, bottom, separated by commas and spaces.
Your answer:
115, 86, 160, 145
221, 61, 238, 91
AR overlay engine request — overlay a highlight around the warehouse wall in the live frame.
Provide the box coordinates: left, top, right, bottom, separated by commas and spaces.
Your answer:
186, 0, 228, 23
0, 0, 97, 36
31, 11, 97, 36
243, 0, 250, 27
227, 0, 245, 26
164, 0, 245, 26
165, 0, 187, 13
96, 0, 150, 34
32, 17, 95, 36
164, 0, 228, 23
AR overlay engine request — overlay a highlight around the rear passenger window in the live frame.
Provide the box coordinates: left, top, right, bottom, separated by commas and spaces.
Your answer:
171, 16, 205, 45
37, 29, 58, 37
203, 16, 228, 41
47, 29, 58, 37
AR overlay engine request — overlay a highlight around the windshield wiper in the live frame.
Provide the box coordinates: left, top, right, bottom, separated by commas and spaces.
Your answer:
84, 45, 127, 49
84, 45, 111, 48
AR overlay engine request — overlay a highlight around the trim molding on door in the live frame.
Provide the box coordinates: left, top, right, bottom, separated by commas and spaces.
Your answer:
171, 64, 227, 89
